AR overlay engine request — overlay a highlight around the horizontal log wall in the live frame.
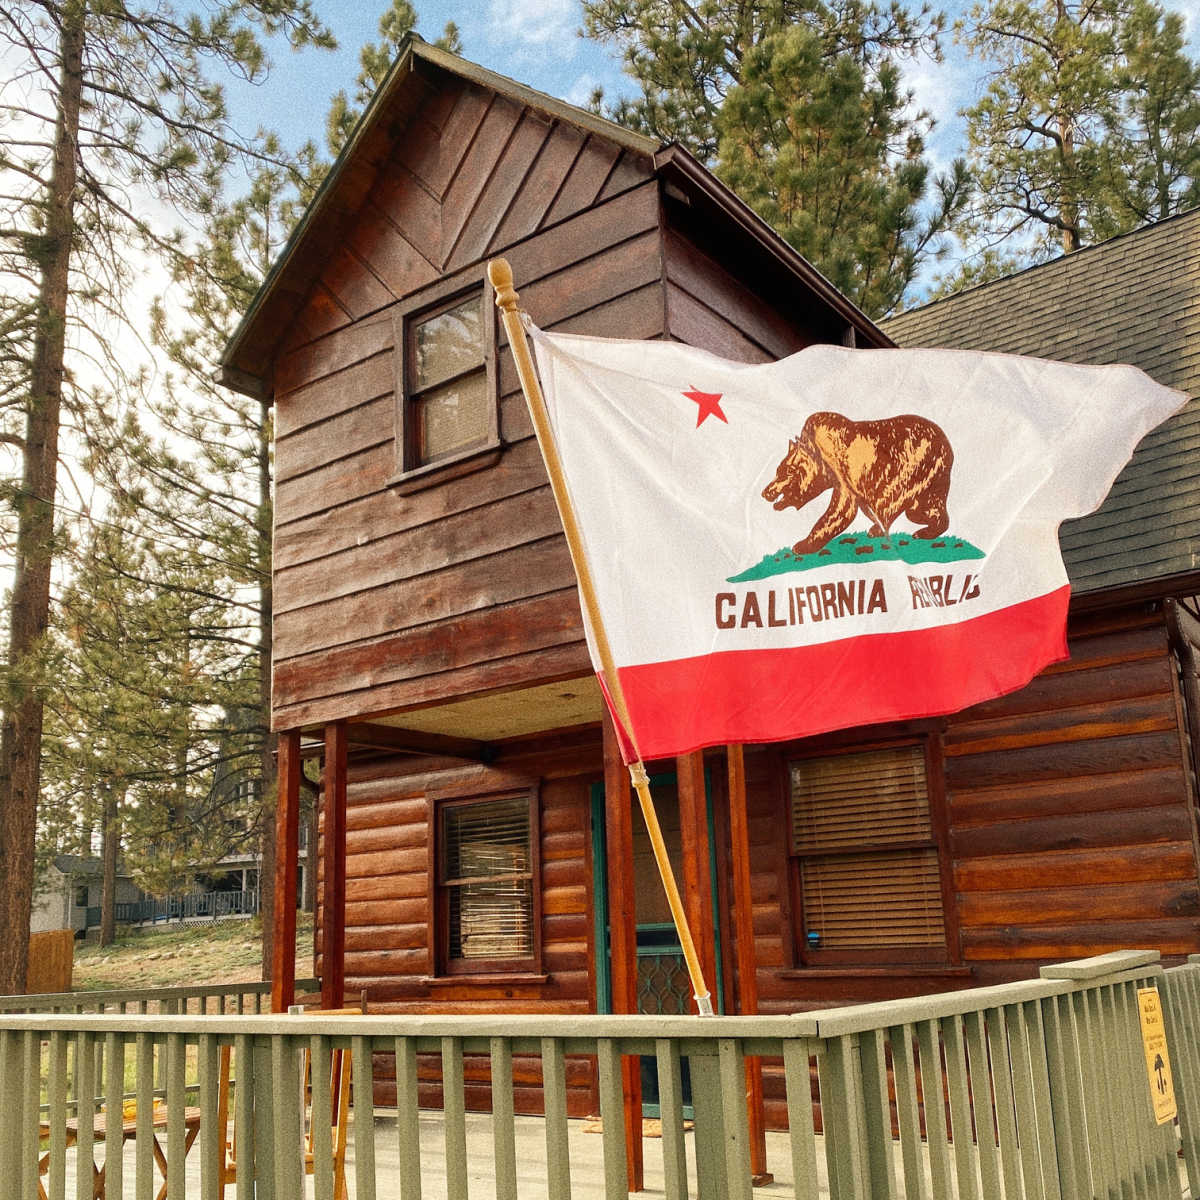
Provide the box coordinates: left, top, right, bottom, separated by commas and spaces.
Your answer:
743, 603, 1200, 1127
946, 605, 1200, 977
316, 737, 600, 1116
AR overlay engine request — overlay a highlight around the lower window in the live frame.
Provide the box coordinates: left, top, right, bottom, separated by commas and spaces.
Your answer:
434, 786, 540, 975
788, 742, 952, 965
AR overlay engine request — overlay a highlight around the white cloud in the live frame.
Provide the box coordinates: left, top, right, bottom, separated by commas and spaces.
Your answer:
488, 0, 579, 58
564, 71, 600, 107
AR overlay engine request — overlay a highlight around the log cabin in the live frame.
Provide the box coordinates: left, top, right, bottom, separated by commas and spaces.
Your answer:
219, 36, 1200, 1135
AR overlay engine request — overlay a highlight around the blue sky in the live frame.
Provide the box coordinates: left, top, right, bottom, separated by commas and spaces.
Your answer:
234, 0, 1200, 173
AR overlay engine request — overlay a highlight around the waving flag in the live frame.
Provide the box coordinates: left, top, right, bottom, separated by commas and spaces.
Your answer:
526, 322, 1186, 762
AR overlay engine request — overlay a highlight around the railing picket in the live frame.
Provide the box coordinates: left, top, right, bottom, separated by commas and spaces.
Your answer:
820, 1034, 871, 1200
47, 1030, 69, 1200
0, 1029, 18, 1188
271, 1035, 303, 1200
1099, 985, 1137, 1199
1022, 999, 1063, 1200
102, 1032, 123, 1199
490, 1037, 518, 1200
542, 1036, 568, 1195
1039, 994, 1082, 1199
394, 1035, 423, 1200
984, 1008, 1021, 1200
441, 1036, 469, 1199
595, 1039, 628, 1199
199, 1032, 221, 1200
310, 1034, 335, 1199
916, 1020, 953, 1198
943, 1015, 980, 1200
235, 1033, 255, 1200
167, 1031, 187, 1200
717, 1038, 752, 1200
75, 1031, 95, 1200
783, 1040, 820, 1200
353, 1034, 378, 1200
135, 1034, 155, 1200
653, 1037, 686, 1200
19, 1030, 39, 1200
857, 1028, 896, 1200
889, 1024, 927, 1200
963, 1011, 1000, 1200
252, 1035, 277, 1199
1163, 967, 1200, 1196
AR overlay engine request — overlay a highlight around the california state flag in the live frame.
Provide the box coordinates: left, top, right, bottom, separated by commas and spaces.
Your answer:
525, 322, 1186, 763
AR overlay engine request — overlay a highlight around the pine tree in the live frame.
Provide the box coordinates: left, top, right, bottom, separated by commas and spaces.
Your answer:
582, 0, 966, 314
956, 0, 1200, 258
717, 24, 970, 315
0, 0, 333, 993
326, 0, 464, 156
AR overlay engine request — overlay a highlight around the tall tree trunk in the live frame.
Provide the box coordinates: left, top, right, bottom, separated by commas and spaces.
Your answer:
1057, 112, 1083, 252
0, 3, 85, 995
99, 785, 120, 948
257, 395, 277, 981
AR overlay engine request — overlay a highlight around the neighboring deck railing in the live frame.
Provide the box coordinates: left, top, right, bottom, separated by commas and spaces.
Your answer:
0, 978, 320, 1015
83, 889, 261, 931
0, 952, 1195, 1197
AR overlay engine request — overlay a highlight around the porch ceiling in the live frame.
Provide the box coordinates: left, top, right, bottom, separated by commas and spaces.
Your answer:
359, 674, 605, 743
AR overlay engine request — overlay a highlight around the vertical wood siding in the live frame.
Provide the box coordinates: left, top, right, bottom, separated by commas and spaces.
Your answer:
269, 70, 663, 729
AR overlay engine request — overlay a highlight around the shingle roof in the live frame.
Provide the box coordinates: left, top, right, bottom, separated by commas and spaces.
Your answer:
881, 209, 1200, 595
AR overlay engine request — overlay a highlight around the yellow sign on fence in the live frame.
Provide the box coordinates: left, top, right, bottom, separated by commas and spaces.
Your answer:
1137, 986, 1177, 1125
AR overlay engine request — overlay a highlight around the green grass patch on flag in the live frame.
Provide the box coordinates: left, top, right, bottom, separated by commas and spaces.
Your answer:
728, 530, 985, 583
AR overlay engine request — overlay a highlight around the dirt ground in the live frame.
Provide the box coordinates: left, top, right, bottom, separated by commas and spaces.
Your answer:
70, 913, 315, 991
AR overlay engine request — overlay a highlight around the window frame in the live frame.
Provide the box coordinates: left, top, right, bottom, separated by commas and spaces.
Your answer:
390, 282, 500, 493
784, 735, 959, 969
429, 781, 543, 978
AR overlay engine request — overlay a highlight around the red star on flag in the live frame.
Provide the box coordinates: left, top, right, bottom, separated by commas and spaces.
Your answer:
684, 387, 727, 427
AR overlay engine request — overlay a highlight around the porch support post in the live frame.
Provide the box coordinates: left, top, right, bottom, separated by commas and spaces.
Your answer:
676, 751, 718, 997
603, 714, 644, 1192
728, 744, 772, 1184
270, 729, 300, 1013
321, 720, 348, 1010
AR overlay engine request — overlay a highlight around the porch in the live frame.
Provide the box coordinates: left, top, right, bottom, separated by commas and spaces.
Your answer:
2, 949, 1199, 1198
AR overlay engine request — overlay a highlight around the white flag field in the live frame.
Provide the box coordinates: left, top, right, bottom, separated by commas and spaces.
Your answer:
526, 321, 1187, 763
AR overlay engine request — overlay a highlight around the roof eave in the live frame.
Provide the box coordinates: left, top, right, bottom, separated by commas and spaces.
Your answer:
219, 40, 660, 397
653, 144, 894, 349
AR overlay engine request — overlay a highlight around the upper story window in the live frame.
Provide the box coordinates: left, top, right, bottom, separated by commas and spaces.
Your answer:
393, 287, 499, 489
788, 741, 954, 966
434, 786, 540, 975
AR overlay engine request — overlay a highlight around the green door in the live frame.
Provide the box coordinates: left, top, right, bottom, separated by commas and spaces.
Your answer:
590, 771, 724, 1113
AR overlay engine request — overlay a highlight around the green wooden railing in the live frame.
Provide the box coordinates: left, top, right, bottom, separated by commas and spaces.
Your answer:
0, 951, 1195, 1197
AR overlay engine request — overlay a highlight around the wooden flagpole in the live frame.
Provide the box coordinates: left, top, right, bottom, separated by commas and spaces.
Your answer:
488, 258, 714, 1017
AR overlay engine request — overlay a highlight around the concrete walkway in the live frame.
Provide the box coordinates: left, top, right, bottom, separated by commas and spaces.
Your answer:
40, 1109, 810, 1198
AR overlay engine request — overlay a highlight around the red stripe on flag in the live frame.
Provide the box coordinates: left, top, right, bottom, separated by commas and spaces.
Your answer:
608, 586, 1071, 763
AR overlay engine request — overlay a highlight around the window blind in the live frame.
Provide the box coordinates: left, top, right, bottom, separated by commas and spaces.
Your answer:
791, 745, 930, 853
441, 796, 533, 961
790, 744, 946, 953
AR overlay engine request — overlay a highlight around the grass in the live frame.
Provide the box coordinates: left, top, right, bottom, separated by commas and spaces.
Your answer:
728, 529, 985, 583
72, 912, 315, 992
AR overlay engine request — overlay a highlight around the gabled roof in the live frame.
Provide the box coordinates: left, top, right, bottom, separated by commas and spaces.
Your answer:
220, 38, 887, 395
882, 209, 1200, 596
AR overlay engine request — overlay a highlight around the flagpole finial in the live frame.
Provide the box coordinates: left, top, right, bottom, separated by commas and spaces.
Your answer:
488, 258, 518, 314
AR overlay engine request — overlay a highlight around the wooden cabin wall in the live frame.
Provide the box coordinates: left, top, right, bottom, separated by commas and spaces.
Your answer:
314, 731, 602, 1116
269, 69, 666, 732
741, 602, 1200, 1128
946, 604, 1200, 979
662, 227, 813, 364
